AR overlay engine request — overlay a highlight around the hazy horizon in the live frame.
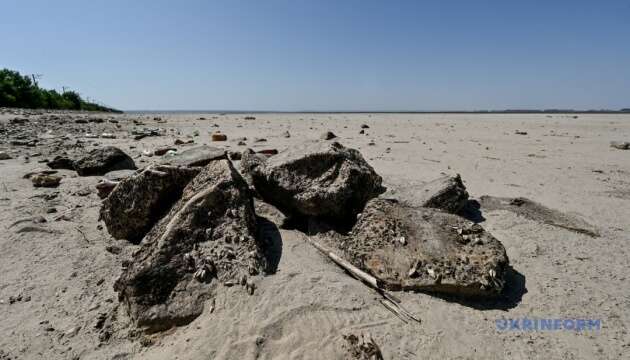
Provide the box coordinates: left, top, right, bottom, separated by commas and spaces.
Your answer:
3, 0, 629, 111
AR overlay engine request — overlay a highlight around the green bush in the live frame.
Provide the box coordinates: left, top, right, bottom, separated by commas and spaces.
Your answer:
0, 68, 120, 112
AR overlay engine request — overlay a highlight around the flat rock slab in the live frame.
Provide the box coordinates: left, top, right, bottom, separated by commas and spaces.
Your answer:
101, 165, 201, 242
74, 146, 136, 176
160, 145, 226, 167
103, 169, 139, 182
113, 160, 267, 332
242, 141, 383, 223
322, 198, 508, 297
383, 174, 469, 213
478, 196, 599, 237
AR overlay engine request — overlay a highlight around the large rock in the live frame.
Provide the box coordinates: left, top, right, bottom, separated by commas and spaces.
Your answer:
113, 160, 267, 332
74, 146, 136, 176
161, 145, 226, 167
100, 165, 201, 242
241, 141, 383, 223
383, 174, 469, 213
331, 198, 508, 297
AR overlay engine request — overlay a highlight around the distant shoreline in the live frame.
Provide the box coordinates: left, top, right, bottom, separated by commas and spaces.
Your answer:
126, 109, 630, 114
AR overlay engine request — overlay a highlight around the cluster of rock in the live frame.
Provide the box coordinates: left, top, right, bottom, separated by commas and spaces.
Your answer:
99, 138, 509, 332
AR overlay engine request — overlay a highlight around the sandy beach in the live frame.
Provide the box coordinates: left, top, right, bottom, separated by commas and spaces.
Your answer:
1, 110, 629, 359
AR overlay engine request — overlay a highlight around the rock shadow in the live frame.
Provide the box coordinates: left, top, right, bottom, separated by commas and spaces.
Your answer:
257, 216, 283, 274
458, 199, 486, 223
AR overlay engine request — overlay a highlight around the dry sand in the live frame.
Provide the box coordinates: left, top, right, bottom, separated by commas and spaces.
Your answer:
1, 111, 629, 359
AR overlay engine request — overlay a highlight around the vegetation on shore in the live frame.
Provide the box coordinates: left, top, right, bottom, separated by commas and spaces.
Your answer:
0, 68, 120, 113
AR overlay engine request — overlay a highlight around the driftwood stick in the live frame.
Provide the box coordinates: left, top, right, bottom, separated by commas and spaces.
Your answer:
305, 235, 380, 289
380, 300, 408, 324
304, 235, 421, 324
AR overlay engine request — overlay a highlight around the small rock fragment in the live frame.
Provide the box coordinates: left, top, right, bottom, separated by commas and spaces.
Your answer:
31, 174, 62, 188
211, 132, 227, 141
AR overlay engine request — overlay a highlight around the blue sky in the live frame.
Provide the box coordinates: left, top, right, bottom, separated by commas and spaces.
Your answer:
2, 0, 629, 111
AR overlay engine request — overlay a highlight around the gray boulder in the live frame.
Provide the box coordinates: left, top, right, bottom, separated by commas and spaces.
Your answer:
100, 165, 201, 242
384, 174, 469, 213
113, 160, 267, 332
333, 198, 508, 297
242, 141, 383, 222
74, 146, 136, 176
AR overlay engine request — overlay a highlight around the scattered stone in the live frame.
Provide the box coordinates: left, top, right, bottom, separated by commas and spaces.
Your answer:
321, 131, 337, 140
253, 138, 267, 143
383, 174, 469, 213
211, 132, 227, 141
47, 156, 75, 170
74, 146, 136, 176
154, 147, 176, 156
282, 131, 291, 138
31, 173, 62, 188
101, 165, 201, 242
174, 138, 194, 145
113, 160, 267, 332
257, 149, 278, 156
0, 151, 12, 160
241, 141, 383, 222
359, 129, 365, 135
610, 141, 630, 150
342, 334, 383, 360
133, 128, 162, 140
244, 116, 256, 120
10, 117, 29, 124
105, 245, 122, 254
360, 124, 370, 129
330, 198, 508, 296
101, 133, 116, 139
515, 130, 528, 135
160, 145, 226, 167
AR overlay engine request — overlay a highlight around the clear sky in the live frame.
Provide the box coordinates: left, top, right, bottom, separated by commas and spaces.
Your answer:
2, 0, 629, 111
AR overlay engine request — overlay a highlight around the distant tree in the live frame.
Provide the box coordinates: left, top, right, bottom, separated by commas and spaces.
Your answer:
0, 68, 120, 112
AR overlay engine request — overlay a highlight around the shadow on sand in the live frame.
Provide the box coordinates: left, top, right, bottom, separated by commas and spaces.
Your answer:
458, 199, 486, 223
257, 216, 283, 274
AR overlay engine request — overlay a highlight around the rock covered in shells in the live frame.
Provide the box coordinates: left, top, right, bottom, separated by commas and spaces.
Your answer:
113, 160, 267, 332
74, 146, 136, 176
335, 198, 508, 297
100, 165, 201, 242
241, 141, 384, 223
